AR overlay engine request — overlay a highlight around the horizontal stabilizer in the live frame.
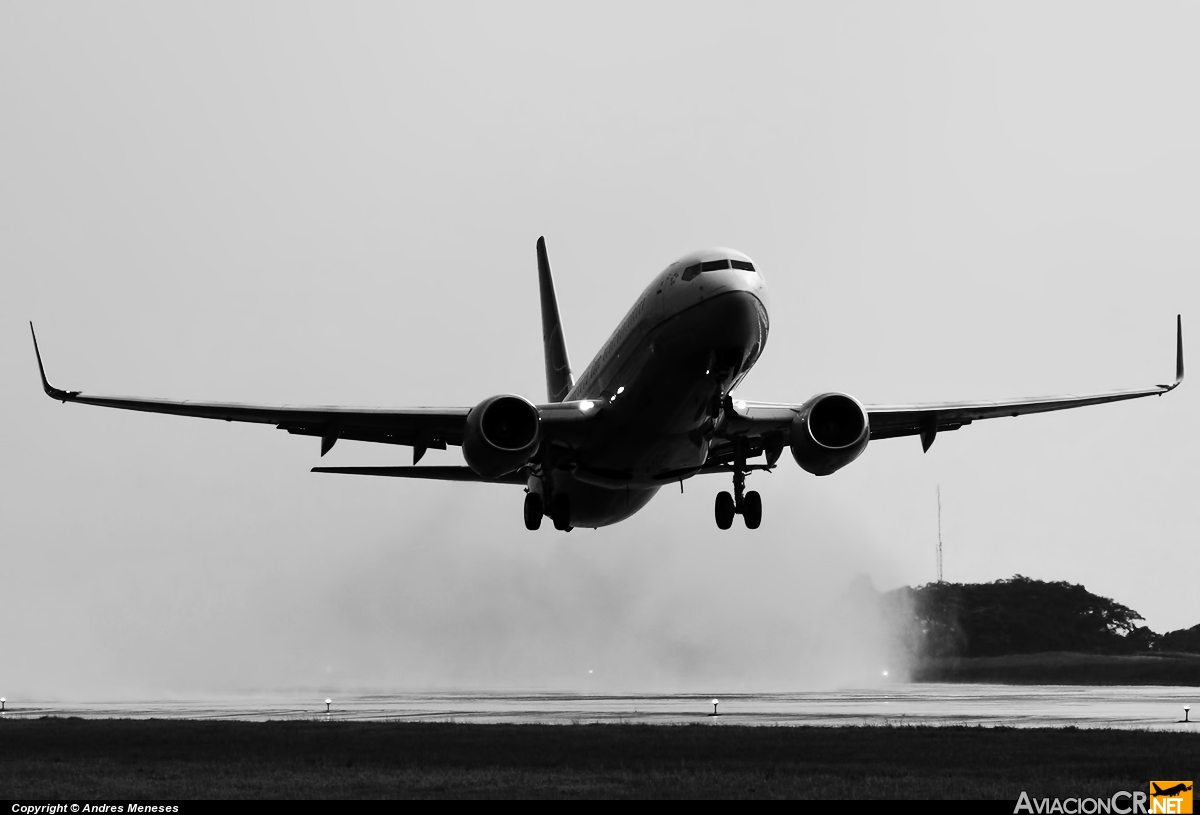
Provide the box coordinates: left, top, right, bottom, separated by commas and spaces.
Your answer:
311, 465, 527, 484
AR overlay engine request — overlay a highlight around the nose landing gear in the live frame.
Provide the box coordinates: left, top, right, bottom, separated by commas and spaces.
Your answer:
714, 447, 763, 530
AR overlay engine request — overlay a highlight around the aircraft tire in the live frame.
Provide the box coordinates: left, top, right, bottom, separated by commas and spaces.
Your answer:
552, 494, 572, 531
743, 490, 762, 529
524, 493, 543, 530
715, 491, 735, 530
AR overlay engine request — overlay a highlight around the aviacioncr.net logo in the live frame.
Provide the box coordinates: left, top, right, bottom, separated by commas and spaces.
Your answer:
1015, 784, 1194, 815
1149, 782, 1193, 815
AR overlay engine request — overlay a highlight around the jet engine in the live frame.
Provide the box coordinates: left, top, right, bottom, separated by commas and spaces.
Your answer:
789, 392, 870, 476
462, 394, 541, 478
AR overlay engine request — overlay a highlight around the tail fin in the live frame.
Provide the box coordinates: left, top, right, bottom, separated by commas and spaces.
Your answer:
537, 236, 574, 402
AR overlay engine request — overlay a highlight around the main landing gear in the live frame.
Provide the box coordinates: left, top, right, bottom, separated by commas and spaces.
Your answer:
523, 492, 543, 530
714, 460, 762, 530
524, 491, 572, 532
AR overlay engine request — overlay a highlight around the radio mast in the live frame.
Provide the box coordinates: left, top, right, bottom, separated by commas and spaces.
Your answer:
936, 485, 944, 584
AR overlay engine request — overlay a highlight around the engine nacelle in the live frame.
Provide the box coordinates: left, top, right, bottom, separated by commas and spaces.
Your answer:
789, 392, 870, 476
462, 394, 541, 478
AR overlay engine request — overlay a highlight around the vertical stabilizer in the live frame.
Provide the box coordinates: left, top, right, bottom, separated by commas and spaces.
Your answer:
537, 236, 575, 402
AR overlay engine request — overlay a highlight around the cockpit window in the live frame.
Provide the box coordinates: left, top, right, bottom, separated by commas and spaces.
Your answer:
682, 258, 754, 281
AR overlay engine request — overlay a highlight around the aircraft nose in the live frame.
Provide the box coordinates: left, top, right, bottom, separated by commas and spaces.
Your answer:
697, 288, 769, 351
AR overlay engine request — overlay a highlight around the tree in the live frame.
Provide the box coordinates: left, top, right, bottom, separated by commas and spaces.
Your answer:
884, 575, 1150, 658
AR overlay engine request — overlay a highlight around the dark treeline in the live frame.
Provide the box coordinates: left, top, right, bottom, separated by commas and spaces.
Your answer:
882, 575, 1200, 659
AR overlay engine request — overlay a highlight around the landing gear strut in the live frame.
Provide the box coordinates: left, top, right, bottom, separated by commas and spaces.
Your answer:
714, 444, 762, 530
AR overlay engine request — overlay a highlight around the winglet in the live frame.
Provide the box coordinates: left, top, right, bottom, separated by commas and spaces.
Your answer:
29, 322, 79, 402
1161, 314, 1184, 392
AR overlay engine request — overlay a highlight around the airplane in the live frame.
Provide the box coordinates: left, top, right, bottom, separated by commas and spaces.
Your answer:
1152, 784, 1192, 797
31, 237, 1184, 532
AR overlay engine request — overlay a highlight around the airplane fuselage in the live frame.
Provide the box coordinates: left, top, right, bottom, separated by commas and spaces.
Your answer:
533, 248, 769, 528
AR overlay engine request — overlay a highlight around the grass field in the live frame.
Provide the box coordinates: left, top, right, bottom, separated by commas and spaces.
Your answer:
912, 651, 1200, 685
1, 719, 1197, 799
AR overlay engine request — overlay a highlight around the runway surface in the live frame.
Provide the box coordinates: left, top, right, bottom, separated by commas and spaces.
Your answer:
3, 685, 1197, 730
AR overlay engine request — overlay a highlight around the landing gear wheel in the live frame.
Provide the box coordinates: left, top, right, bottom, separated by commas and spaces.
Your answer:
523, 493, 543, 531
742, 490, 762, 529
715, 491, 735, 530
551, 494, 572, 532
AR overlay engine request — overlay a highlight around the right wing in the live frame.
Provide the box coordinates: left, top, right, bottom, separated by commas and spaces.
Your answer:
866, 315, 1184, 449
718, 315, 1183, 455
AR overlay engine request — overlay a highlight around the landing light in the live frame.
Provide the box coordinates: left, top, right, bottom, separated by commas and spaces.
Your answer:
616, 386, 625, 395
733, 399, 746, 412
578, 400, 596, 413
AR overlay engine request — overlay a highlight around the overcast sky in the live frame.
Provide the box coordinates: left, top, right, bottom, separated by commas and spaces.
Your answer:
3, 1, 1198, 700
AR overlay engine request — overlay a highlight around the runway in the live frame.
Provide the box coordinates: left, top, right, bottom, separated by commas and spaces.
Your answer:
3, 685, 1197, 730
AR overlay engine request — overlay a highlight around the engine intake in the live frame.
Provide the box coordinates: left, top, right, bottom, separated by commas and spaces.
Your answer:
790, 392, 870, 476
462, 394, 541, 478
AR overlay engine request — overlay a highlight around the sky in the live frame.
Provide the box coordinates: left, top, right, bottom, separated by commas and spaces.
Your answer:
3, 1, 1198, 700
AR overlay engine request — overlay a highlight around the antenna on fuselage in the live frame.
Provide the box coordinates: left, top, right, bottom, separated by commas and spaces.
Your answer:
537, 236, 575, 403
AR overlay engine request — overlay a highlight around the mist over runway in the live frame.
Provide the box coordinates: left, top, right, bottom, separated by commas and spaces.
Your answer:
5, 685, 1197, 731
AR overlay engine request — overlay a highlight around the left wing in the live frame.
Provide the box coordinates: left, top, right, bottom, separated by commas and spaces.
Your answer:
717, 316, 1183, 457
30, 323, 597, 463
32, 323, 468, 459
